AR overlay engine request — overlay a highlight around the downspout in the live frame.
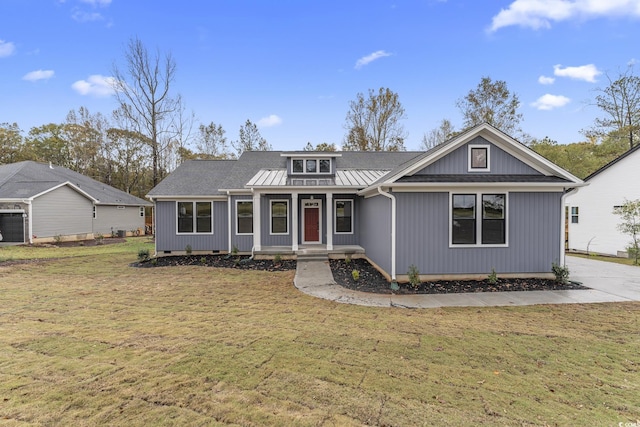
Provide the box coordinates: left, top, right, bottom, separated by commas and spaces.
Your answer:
560, 189, 569, 266
227, 191, 232, 254
376, 186, 397, 281
25, 200, 33, 244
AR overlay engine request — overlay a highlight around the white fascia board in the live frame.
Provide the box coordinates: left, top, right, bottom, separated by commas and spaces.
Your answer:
219, 188, 252, 195
247, 185, 362, 192
31, 181, 98, 203
389, 182, 587, 192
0, 198, 32, 202
149, 195, 228, 201
280, 153, 342, 158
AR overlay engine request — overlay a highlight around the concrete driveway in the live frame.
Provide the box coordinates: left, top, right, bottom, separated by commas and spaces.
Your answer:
566, 255, 640, 302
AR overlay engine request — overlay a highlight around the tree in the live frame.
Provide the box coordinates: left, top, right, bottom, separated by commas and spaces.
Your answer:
232, 119, 271, 156
196, 122, 233, 159
456, 76, 523, 135
613, 200, 640, 264
303, 142, 337, 151
343, 87, 407, 151
421, 119, 455, 150
64, 107, 110, 177
112, 37, 182, 187
585, 66, 640, 150
23, 123, 72, 168
105, 128, 150, 197
0, 122, 24, 164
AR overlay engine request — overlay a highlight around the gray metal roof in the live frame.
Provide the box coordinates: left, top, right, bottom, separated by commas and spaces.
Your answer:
0, 161, 152, 206
246, 168, 389, 187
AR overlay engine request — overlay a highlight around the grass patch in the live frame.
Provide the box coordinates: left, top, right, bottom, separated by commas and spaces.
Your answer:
0, 243, 638, 425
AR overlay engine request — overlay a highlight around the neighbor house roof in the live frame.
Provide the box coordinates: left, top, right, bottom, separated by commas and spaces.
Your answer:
0, 161, 152, 206
583, 142, 640, 181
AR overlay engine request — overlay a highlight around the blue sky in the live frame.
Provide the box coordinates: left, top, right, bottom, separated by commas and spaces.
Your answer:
1, 0, 639, 151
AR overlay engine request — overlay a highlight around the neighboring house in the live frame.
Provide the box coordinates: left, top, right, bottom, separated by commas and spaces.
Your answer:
0, 161, 152, 244
147, 124, 584, 281
566, 143, 640, 257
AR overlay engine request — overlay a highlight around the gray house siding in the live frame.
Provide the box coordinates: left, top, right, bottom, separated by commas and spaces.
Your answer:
155, 200, 227, 253
93, 205, 145, 236
230, 195, 253, 252
394, 191, 562, 275
358, 195, 392, 274
262, 194, 292, 246
32, 186, 93, 238
416, 138, 541, 175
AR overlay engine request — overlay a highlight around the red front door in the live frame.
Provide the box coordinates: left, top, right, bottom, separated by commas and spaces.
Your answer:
304, 207, 320, 242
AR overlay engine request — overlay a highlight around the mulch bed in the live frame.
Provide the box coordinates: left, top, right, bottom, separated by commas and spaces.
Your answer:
135, 254, 296, 272
330, 258, 589, 294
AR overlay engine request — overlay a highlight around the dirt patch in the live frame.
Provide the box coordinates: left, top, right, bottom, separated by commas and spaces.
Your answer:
48, 237, 128, 247
330, 258, 589, 294
135, 254, 296, 272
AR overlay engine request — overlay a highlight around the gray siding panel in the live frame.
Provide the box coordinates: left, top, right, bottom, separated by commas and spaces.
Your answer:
395, 191, 562, 275
359, 195, 391, 274
93, 205, 145, 235
262, 194, 292, 246
155, 200, 227, 252
416, 138, 540, 175
32, 186, 93, 237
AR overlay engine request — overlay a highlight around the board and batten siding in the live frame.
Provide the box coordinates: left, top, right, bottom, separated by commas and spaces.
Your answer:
155, 200, 227, 252
93, 205, 145, 235
32, 185, 93, 238
230, 195, 253, 252
394, 191, 562, 275
358, 195, 392, 274
415, 138, 541, 175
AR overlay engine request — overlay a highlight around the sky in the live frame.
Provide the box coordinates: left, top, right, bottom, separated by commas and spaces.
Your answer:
1, 0, 639, 151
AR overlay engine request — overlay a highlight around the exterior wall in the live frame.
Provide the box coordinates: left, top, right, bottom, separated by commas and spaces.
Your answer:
155, 200, 228, 253
358, 195, 392, 274
32, 186, 93, 238
394, 191, 562, 276
261, 194, 292, 246
332, 194, 359, 245
566, 152, 640, 255
416, 138, 541, 175
93, 205, 145, 236
230, 195, 253, 252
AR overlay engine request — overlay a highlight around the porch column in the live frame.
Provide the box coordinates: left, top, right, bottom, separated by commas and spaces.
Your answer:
326, 193, 333, 250
253, 192, 261, 251
291, 193, 298, 251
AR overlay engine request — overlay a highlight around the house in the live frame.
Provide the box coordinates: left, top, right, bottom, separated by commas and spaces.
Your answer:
0, 161, 152, 244
147, 124, 584, 281
565, 143, 640, 257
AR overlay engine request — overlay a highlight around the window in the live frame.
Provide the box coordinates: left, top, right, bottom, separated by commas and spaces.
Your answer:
306, 159, 317, 173
319, 159, 331, 173
452, 193, 506, 246
177, 201, 212, 234
270, 200, 288, 234
291, 158, 332, 174
237, 201, 253, 234
139, 207, 145, 217
468, 145, 490, 171
92, 205, 97, 219
335, 200, 353, 233
571, 206, 579, 224
292, 159, 304, 173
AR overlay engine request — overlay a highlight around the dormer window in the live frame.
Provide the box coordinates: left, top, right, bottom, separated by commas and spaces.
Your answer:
291, 158, 331, 174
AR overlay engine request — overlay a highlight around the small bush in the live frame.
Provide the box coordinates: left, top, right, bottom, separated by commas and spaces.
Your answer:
351, 269, 360, 281
138, 248, 150, 262
345, 256, 351, 265
231, 245, 239, 256
151, 258, 157, 266
407, 264, 421, 289
551, 262, 570, 284
200, 257, 207, 265
185, 244, 192, 255
487, 268, 498, 285
53, 234, 63, 244
274, 253, 282, 264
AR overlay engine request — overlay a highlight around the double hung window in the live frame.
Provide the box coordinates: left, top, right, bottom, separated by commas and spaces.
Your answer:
177, 201, 212, 234
335, 200, 353, 233
237, 201, 253, 234
271, 200, 289, 234
451, 193, 506, 245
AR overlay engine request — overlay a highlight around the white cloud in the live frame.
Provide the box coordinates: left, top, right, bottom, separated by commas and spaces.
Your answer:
72, 74, 118, 97
538, 75, 555, 84
531, 94, 571, 110
553, 64, 602, 82
257, 114, 283, 127
489, 0, 640, 32
79, 0, 111, 6
0, 40, 16, 58
71, 9, 104, 22
355, 50, 392, 69
22, 70, 55, 82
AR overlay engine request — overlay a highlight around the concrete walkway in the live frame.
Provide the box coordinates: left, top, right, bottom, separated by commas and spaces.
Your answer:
293, 256, 640, 308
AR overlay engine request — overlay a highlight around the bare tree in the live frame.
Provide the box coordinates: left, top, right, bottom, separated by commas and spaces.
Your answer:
456, 76, 523, 135
343, 87, 407, 151
421, 119, 456, 150
111, 37, 181, 186
232, 119, 271, 156
585, 66, 640, 150
303, 142, 337, 151
197, 122, 233, 159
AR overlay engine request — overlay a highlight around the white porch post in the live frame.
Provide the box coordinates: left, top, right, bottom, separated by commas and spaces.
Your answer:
253, 192, 261, 251
326, 193, 333, 250
292, 193, 298, 251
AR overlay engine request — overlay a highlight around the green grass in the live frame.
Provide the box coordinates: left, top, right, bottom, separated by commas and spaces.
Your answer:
0, 241, 638, 425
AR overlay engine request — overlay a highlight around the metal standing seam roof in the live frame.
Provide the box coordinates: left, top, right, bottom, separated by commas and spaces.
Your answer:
246, 169, 390, 187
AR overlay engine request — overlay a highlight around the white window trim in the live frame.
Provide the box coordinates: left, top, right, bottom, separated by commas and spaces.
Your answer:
270, 199, 289, 235
468, 144, 490, 172
176, 201, 214, 235
334, 199, 354, 235
449, 191, 508, 248
291, 158, 332, 175
235, 199, 253, 235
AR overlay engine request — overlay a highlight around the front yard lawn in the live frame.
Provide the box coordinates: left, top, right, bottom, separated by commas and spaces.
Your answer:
0, 239, 638, 425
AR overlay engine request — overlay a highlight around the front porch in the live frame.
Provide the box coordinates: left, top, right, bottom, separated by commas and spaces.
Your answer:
253, 244, 365, 260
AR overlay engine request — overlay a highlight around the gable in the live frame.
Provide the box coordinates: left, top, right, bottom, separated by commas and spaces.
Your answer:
414, 137, 541, 176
